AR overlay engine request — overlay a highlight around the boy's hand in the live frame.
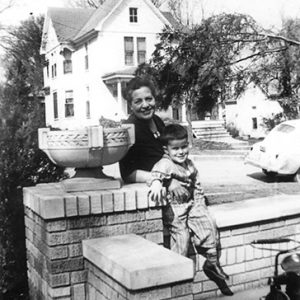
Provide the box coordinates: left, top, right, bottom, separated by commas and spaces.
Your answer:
148, 180, 165, 205
168, 178, 190, 202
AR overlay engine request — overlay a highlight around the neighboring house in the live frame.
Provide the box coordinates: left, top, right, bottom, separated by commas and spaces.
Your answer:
224, 84, 283, 138
41, 0, 176, 129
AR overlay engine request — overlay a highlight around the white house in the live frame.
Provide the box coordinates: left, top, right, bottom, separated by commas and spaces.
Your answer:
224, 84, 283, 138
41, 0, 177, 129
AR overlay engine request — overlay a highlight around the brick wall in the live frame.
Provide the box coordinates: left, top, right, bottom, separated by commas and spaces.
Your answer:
23, 183, 300, 300
191, 215, 300, 299
24, 183, 164, 299
86, 260, 193, 300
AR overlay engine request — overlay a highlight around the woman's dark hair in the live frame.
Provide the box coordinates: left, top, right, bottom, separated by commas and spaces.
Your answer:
124, 76, 157, 103
160, 124, 188, 146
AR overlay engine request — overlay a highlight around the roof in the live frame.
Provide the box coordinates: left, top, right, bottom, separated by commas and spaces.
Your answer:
160, 11, 181, 29
47, 7, 95, 42
102, 67, 136, 82
47, 0, 175, 44
74, 0, 121, 41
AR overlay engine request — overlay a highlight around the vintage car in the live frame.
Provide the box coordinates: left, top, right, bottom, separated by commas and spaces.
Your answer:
245, 119, 300, 182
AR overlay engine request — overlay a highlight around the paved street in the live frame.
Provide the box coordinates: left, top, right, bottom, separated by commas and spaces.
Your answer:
104, 155, 300, 205
192, 155, 300, 204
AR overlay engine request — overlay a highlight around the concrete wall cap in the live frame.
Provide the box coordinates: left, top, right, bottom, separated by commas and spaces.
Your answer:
83, 234, 194, 290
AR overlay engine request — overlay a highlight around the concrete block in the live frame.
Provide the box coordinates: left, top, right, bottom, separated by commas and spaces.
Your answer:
65, 194, 78, 217
171, 282, 193, 297
39, 195, 65, 219
48, 286, 71, 298
47, 232, 69, 246
48, 246, 69, 260
72, 283, 85, 300
70, 270, 87, 284
46, 220, 67, 232
68, 217, 90, 229
136, 188, 148, 209
145, 209, 162, 220
89, 192, 102, 214
123, 188, 136, 211
83, 234, 193, 290
47, 257, 84, 274
89, 215, 107, 227
68, 243, 83, 258
89, 224, 126, 238
236, 246, 245, 263
221, 234, 244, 248
126, 220, 163, 235
112, 190, 125, 212
131, 286, 171, 300
76, 193, 90, 216
68, 229, 88, 244
48, 273, 70, 287
101, 191, 114, 213
227, 247, 236, 265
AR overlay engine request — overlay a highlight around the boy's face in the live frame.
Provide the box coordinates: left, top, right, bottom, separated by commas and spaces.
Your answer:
130, 86, 156, 120
164, 138, 189, 164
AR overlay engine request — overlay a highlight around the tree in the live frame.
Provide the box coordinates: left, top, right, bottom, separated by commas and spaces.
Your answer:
0, 16, 64, 298
136, 13, 300, 142
136, 13, 267, 142
68, 0, 166, 8
167, 0, 206, 27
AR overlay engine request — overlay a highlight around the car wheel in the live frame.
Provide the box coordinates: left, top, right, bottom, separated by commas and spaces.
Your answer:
293, 169, 300, 183
262, 169, 277, 177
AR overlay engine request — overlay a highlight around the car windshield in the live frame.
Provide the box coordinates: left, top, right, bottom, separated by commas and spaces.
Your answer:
273, 123, 295, 133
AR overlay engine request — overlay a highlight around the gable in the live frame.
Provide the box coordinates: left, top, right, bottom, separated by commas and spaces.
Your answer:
74, 0, 121, 41
98, 0, 171, 33
41, 18, 60, 54
73, 0, 172, 42
41, 7, 95, 53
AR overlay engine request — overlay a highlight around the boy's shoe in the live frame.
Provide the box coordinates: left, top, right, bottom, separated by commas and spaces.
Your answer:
203, 260, 234, 296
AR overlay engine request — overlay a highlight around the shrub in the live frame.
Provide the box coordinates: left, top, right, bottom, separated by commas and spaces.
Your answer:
226, 122, 239, 138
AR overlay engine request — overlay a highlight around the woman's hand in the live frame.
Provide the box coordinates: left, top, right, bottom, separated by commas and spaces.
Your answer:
168, 178, 190, 202
148, 180, 165, 205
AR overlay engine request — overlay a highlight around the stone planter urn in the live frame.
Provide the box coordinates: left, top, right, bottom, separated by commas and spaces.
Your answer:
38, 125, 134, 191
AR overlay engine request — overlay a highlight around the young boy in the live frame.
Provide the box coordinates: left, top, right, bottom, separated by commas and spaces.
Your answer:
148, 124, 233, 296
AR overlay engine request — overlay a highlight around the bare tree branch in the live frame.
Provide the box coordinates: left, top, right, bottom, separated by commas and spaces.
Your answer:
230, 47, 288, 66
0, 0, 14, 14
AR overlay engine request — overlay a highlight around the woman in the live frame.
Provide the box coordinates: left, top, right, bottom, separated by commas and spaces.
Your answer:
119, 76, 189, 200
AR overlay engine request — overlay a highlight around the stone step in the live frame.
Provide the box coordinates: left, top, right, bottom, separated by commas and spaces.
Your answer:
198, 134, 233, 140
83, 234, 194, 290
193, 127, 228, 133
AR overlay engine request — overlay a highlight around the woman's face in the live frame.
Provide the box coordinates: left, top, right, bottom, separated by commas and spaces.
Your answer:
130, 86, 156, 120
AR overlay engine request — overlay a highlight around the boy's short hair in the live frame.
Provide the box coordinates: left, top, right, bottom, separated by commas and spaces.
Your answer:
124, 76, 157, 103
160, 124, 188, 146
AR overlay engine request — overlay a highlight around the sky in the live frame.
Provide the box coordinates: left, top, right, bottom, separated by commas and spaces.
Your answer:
1, 0, 300, 29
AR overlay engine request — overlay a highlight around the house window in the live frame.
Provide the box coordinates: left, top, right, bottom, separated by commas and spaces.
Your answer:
44, 60, 49, 78
137, 37, 146, 64
65, 90, 74, 117
63, 60, 72, 74
51, 63, 57, 78
85, 43, 89, 70
129, 7, 138, 23
63, 49, 72, 74
252, 117, 258, 129
53, 91, 58, 119
172, 107, 180, 120
124, 37, 134, 65
86, 87, 90, 119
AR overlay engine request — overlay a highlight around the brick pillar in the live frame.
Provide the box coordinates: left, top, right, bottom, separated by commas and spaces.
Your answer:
23, 182, 164, 300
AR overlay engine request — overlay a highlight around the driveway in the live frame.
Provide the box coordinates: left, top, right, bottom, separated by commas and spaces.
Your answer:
103, 155, 300, 205
191, 155, 300, 205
